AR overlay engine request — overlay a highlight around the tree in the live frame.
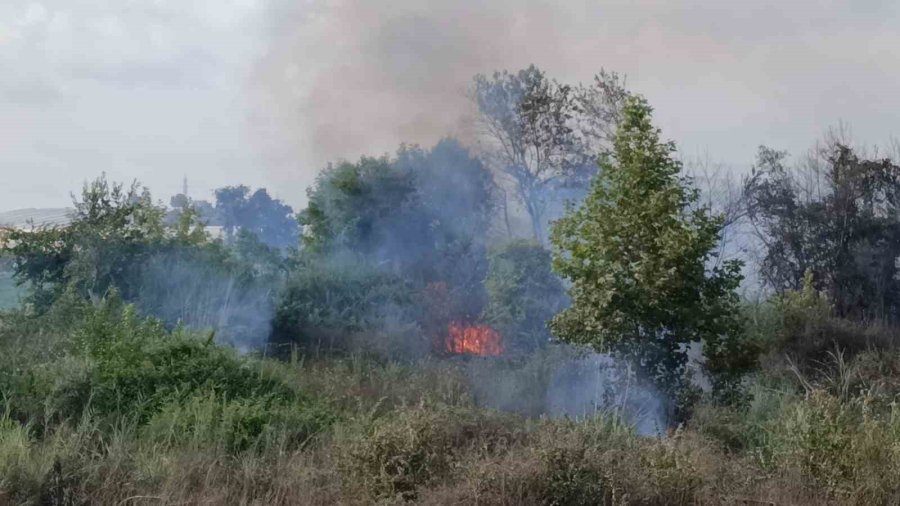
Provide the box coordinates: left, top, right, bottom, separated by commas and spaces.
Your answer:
473, 65, 628, 244
745, 143, 900, 321
296, 139, 496, 337
3, 176, 170, 308
299, 138, 495, 288
550, 97, 745, 410
214, 186, 298, 249
215, 185, 251, 242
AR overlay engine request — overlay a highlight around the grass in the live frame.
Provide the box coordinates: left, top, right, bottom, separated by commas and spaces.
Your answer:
3, 300, 900, 504
0, 270, 22, 310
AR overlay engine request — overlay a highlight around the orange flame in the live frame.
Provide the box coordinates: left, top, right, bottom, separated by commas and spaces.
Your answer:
446, 322, 503, 356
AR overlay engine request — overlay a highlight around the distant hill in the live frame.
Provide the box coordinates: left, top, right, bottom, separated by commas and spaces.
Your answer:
0, 208, 73, 229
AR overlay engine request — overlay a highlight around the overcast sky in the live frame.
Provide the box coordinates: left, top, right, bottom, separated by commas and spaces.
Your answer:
3, 0, 900, 211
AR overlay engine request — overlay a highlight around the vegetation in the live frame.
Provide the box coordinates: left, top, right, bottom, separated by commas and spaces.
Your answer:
5, 65, 900, 504
0, 269, 20, 310
550, 97, 750, 409
473, 66, 628, 243
482, 239, 568, 353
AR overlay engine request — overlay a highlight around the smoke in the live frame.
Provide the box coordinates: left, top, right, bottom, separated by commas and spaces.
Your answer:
249, 0, 900, 211
544, 352, 666, 435
136, 249, 278, 352
464, 346, 667, 435
251, 0, 572, 192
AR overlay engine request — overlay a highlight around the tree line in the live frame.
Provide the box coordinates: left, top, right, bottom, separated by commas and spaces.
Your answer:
4, 65, 900, 422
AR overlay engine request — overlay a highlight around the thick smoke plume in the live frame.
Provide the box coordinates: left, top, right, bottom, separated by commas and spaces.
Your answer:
252, 0, 581, 191
250, 0, 900, 205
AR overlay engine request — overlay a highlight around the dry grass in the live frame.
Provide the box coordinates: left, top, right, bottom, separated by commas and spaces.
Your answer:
5, 308, 900, 505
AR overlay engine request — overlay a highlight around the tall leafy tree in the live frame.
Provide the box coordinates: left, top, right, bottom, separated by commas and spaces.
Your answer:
473, 65, 628, 243
550, 97, 745, 407
3, 176, 170, 307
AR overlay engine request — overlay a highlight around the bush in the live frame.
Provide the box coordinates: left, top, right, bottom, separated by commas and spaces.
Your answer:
272, 260, 419, 354
72, 301, 297, 422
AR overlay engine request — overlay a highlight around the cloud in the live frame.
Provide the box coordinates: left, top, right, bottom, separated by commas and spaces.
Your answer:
0, 0, 268, 210
4, 0, 900, 211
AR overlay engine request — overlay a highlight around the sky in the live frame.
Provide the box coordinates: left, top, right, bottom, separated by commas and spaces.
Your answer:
3, 0, 900, 211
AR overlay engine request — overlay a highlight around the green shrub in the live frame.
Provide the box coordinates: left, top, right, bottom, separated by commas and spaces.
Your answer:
72, 302, 296, 422
272, 260, 417, 353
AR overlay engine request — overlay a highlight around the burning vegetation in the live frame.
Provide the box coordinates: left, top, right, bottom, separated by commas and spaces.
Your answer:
445, 321, 503, 356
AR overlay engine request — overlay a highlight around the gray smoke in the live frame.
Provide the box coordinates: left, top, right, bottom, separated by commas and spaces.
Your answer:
250, 0, 900, 207
464, 345, 666, 435
137, 251, 277, 352
250, 0, 580, 196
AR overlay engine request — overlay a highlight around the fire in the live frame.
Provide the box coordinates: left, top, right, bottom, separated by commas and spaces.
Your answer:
446, 322, 503, 356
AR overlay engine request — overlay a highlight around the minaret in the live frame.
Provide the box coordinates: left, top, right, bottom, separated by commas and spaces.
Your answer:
182, 176, 188, 197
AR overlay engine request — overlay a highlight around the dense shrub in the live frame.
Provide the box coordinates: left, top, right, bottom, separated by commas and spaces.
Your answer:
272, 260, 420, 354
1, 299, 335, 447
482, 240, 568, 353
72, 301, 298, 422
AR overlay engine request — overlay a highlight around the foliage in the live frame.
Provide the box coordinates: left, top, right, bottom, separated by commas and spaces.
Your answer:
1, 176, 287, 346
272, 259, 418, 353
482, 240, 568, 352
550, 97, 748, 407
74, 301, 301, 420
473, 65, 628, 243
300, 139, 492, 273
0, 299, 334, 450
293, 139, 495, 346
214, 185, 298, 249
4, 301, 900, 505
136, 229, 285, 347
745, 144, 900, 321
142, 389, 334, 453
3, 177, 170, 308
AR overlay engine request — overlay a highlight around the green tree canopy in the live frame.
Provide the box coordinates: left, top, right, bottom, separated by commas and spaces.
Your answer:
550, 97, 745, 403
3, 176, 172, 307
299, 139, 494, 301
214, 186, 298, 249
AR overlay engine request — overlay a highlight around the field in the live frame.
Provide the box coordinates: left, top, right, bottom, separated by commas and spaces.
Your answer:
2, 298, 900, 505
